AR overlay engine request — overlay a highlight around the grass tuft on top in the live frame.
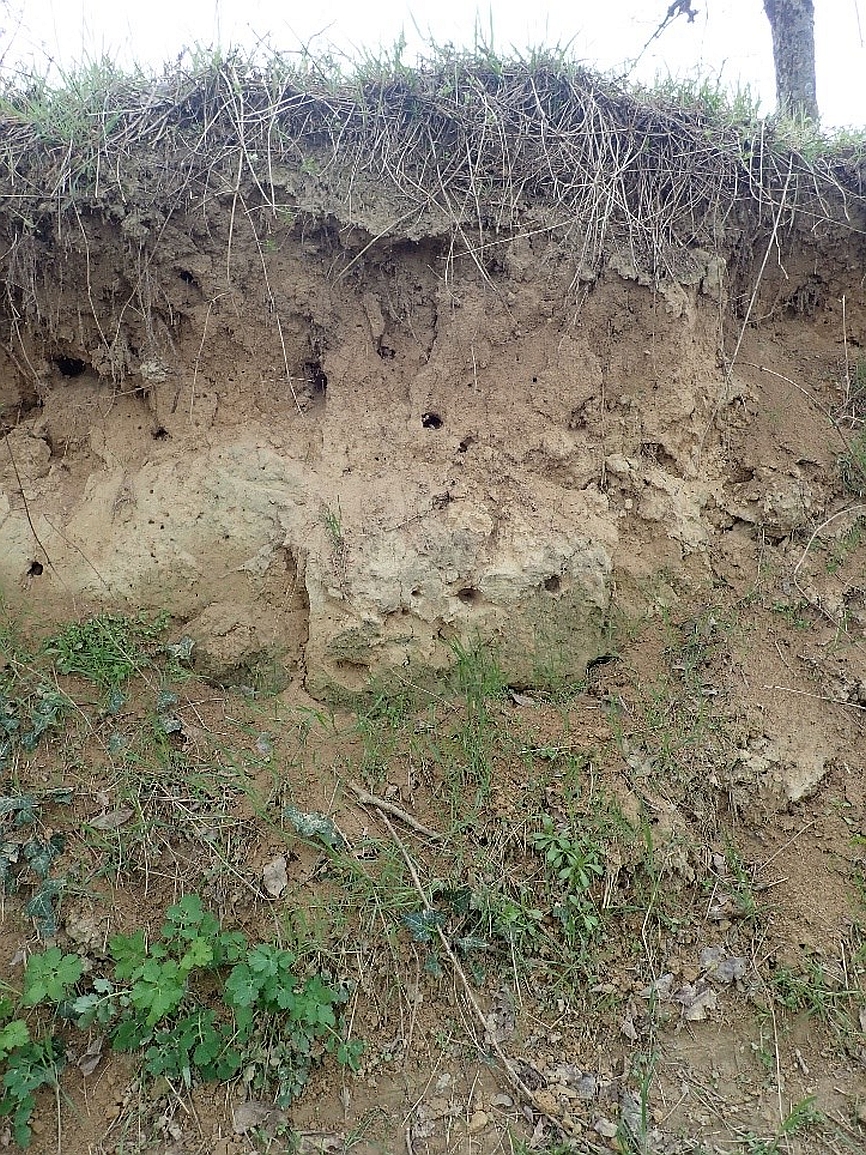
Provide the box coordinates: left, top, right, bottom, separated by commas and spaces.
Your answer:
0, 41, 863, 292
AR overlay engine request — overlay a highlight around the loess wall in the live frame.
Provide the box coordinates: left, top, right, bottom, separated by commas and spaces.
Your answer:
1, 194, 865, 694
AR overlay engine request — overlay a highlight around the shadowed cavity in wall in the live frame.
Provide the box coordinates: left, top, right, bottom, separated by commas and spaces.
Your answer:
54, 354, 88, 378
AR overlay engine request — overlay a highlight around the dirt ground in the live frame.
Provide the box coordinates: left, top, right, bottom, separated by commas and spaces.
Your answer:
1, 530, 864, 1155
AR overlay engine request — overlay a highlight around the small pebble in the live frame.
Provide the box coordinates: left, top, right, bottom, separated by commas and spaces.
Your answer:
594, 1117, 618, 1139
468, 1110, 489, 1133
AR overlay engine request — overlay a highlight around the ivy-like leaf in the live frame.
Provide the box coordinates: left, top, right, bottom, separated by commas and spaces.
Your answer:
456, 934, 490, 955
0, 841, 21, 887
24, 834, 65, 879
1, 795, 39, 827
283, 804, 346, 850
402, 908, 444, 943
24, 884, 60, 939
165, 636, 195, 662
105, 688, 126, 715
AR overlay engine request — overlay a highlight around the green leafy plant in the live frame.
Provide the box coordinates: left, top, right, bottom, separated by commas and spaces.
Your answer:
0, 688, 67, 768
0, 957, 76, 1147
1, 792, 72, 938
0, 1029, 65, 1149
21, 949, 82, 1007
0, 896, 361, 1147
99, 898, 362, 1104
533, 815, 604, 941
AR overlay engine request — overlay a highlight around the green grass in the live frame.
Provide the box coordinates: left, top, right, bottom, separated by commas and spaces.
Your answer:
770, 960, 865, 1039
1, 602, 863, 1150
738, 1095, 824, 1154
44, 611, 170, 694
837, 430, 866, 497
1, 39, 863, 335
320, 502, 344, 553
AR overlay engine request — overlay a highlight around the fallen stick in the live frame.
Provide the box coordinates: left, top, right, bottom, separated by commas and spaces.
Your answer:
345, 778, 442, 841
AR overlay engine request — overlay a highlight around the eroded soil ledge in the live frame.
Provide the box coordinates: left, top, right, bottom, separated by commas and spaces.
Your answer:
1, 59, 864, 696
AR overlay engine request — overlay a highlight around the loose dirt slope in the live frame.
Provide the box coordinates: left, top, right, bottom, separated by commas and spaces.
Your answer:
0, 56, 865, 1154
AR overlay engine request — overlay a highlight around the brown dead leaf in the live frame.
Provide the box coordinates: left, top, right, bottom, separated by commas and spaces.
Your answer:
77, 1036, 104, 1076
88, 807, 134, 830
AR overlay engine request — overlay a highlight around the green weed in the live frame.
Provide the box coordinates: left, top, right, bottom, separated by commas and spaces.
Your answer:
0, 1025, 65, 1149
721, 841, 759, 922
0, 621, 69, 770
437, 639, 509, 815
320, 503, 344, 553
740, 1094, 824, 1153
44, 612, 168, 695
0, 948, 81, 1144
447, 637, 509, 707
825, 516, 865, 574
837, 430, 866, 497
771, 961, 864, 1044
0, 895, 362, 1147
532, 814, 604, 943
1, 790, 73, 937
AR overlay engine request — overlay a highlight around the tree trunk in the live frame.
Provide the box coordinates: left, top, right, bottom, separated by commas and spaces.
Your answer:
763, 0, 819, 120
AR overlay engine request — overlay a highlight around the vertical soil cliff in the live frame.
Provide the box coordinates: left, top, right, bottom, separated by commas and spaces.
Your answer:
1, 58, 865, 1154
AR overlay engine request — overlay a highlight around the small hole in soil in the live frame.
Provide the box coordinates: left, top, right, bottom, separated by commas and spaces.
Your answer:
377, 344, 396, 359
640, 441, 677, 468
457, 436, 473, 453
532, 376, 538, 383
457, 587, 481, 605
731, 465, 755, 483
586, 652, 617, 672
306, 361, 328, 395
55, 355, 87, 378
544, 575, 562, 593
422, 412, 443, 429
27, 560, 44, 577
152, 426, 170, 440
178, 269, 198, 286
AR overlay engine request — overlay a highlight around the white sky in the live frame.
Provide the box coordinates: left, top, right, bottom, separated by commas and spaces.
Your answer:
2, 1, 865, 128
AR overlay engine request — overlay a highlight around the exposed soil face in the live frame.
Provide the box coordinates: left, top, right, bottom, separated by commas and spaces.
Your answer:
3, 196, 864, 698
1, 60, 866, 1155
